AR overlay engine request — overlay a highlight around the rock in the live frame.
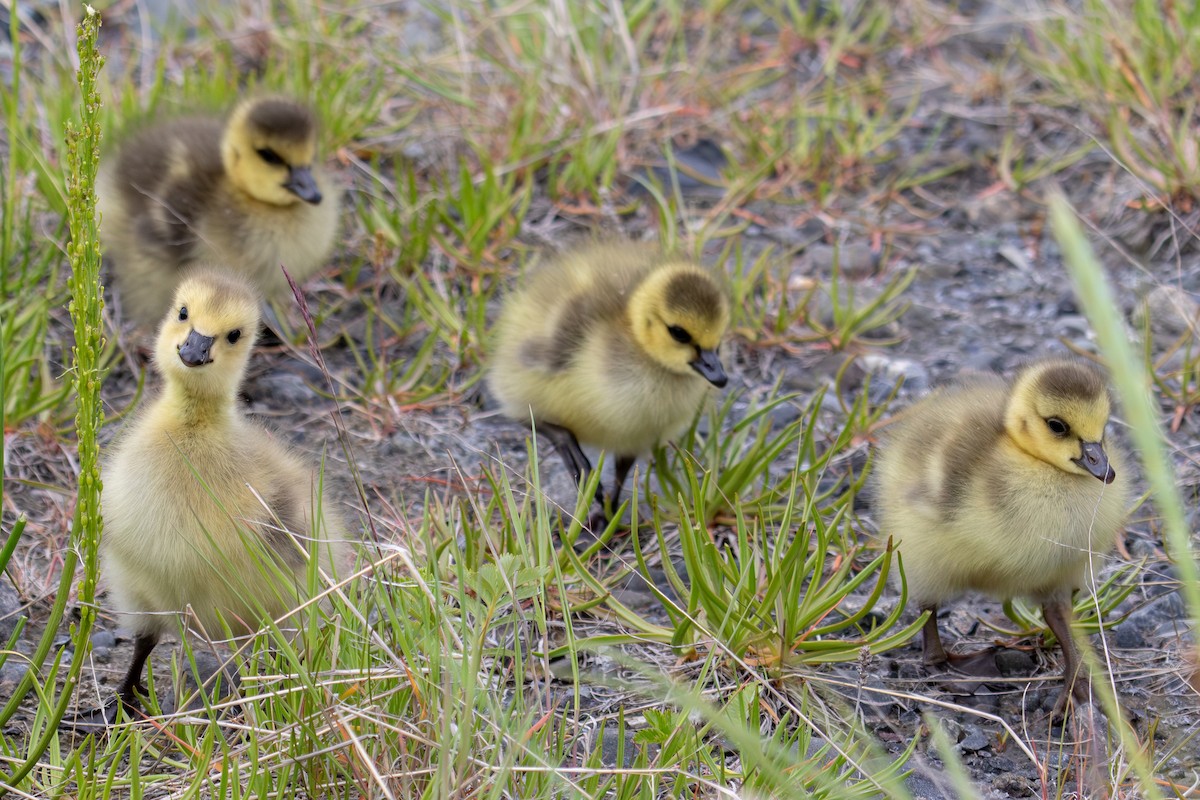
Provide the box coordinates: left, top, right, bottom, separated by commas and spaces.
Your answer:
0, 579, 22, 642
806, 242, 878, 280
958, 727, 989, 752
599, 727, 650, 768
859, 353, 931, 397
90, 630, 116, 662
994, 648, 1035, 677
183, 651, 241, 700
919, 258, 962, 280
1132, 285, 1200, 353
90, 630, 116, 649
0, 661, 28, 693
1052, 314, 1091, 340
992, 772, 1036, 797
905, 772, 954, 800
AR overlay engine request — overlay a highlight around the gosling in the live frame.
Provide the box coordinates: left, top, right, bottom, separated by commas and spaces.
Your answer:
82, 269, 344, 725
98, 96, 339, 327
489, 243, 731, 528
873, 358, 1129, 713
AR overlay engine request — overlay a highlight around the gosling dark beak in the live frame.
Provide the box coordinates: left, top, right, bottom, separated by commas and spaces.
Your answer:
178, 329, 215, 367
284, 166, 322, 205
1074, 441, 1115, 484
690, 348, 728, 388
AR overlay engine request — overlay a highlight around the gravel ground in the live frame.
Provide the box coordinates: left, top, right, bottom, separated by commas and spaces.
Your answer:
3, 1, 1199, 796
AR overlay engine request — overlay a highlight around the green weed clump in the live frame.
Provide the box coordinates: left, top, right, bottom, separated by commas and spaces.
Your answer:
0, 6, 71, 429
1028, 0, 1200, 201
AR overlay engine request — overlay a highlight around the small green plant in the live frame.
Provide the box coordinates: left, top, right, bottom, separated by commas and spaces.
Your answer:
1, 6, 105, 788
993, 561, 1142, 640
357, 162, 436, 279
803, 260, 914, 350
652, 381, 880, 527
723, 242, 814, 344
433, 158, 532, 270
651, 386, 810, 525
1144, 323, 1200, 429
640, 497, 922, 670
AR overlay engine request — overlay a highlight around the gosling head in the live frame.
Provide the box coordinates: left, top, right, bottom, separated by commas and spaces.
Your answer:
1005, 360, 1117, 484
628, 261, 730, 387
220, 97, 323, 207
154, 268, 261, 400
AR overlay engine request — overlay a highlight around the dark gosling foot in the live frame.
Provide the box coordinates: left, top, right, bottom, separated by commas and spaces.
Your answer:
64, 686, 145, 731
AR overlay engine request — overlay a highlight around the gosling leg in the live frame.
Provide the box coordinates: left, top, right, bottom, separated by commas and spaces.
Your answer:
1043, 599, 1092, 715
116, 632, 158, 707
920, 604, 949, 665
67, 631, 158, 729
607, 454, 638, 516
541, 423, 605, 509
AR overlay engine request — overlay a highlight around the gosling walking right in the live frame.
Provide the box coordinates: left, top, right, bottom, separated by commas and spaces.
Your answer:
874, 358, 1129, 713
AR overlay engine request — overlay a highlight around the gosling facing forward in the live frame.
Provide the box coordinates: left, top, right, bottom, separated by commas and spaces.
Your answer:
874, 358, 1128, 712
98, 96, 338, 327
489, 243, 730, 526
88, 269, 343, 724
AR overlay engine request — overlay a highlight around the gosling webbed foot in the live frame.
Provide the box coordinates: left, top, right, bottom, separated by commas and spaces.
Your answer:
63, 684, 146, 731
1050, 672, 1095, 722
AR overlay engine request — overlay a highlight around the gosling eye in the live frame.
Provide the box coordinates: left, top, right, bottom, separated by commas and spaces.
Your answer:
226, 329, 242, 345
666, 324, 692, 344
178, 306, 188, 321
256, 148, 286, 166
1045, 417, 1070, 436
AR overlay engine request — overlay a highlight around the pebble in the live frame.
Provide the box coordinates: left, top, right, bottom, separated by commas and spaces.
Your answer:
0, 661, 29, 690
90, 630, 116, 661
958, 727, 989, 753
919, 258, 962, 279
992, 772, 1037, 797
1132, 285, 1200, 353
994, 648, 1034, 677
1052, 314, 1091, 339
90, 630, 116, 649
599, 728, 651, 768
806, 242, 878, 280
0, 581, 22, 642
253, 368, 322, 407
859, 353, 931, 397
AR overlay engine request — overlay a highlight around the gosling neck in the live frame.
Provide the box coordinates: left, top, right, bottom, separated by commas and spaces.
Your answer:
158, 378, 240, 431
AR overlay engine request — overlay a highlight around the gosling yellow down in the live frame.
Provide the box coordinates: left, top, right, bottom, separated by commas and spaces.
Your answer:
874, 358, 1128, 711
489, 243, 731, 524
85, 269, 344, 724
98, 96, 339, 327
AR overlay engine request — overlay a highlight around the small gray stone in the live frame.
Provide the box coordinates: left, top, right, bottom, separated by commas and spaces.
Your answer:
994, 648, 1034, 677
1052, 314, 1091, 339
0, 580, 22, 643
992, 772, 1036, 797
919, 259, 962, 279
959, 728, 989, 752
90, 630, 117, 649
1132, 285, 1200, 353
0, 661, 29, 693
599, 728, 647, 768
806, 242, 877, 280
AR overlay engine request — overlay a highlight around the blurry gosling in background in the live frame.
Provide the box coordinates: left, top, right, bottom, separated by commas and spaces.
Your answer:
489, 243, 731, 530
874, 358, 1128, 713
98, 96, 338, 327
81, 269, 345, 725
